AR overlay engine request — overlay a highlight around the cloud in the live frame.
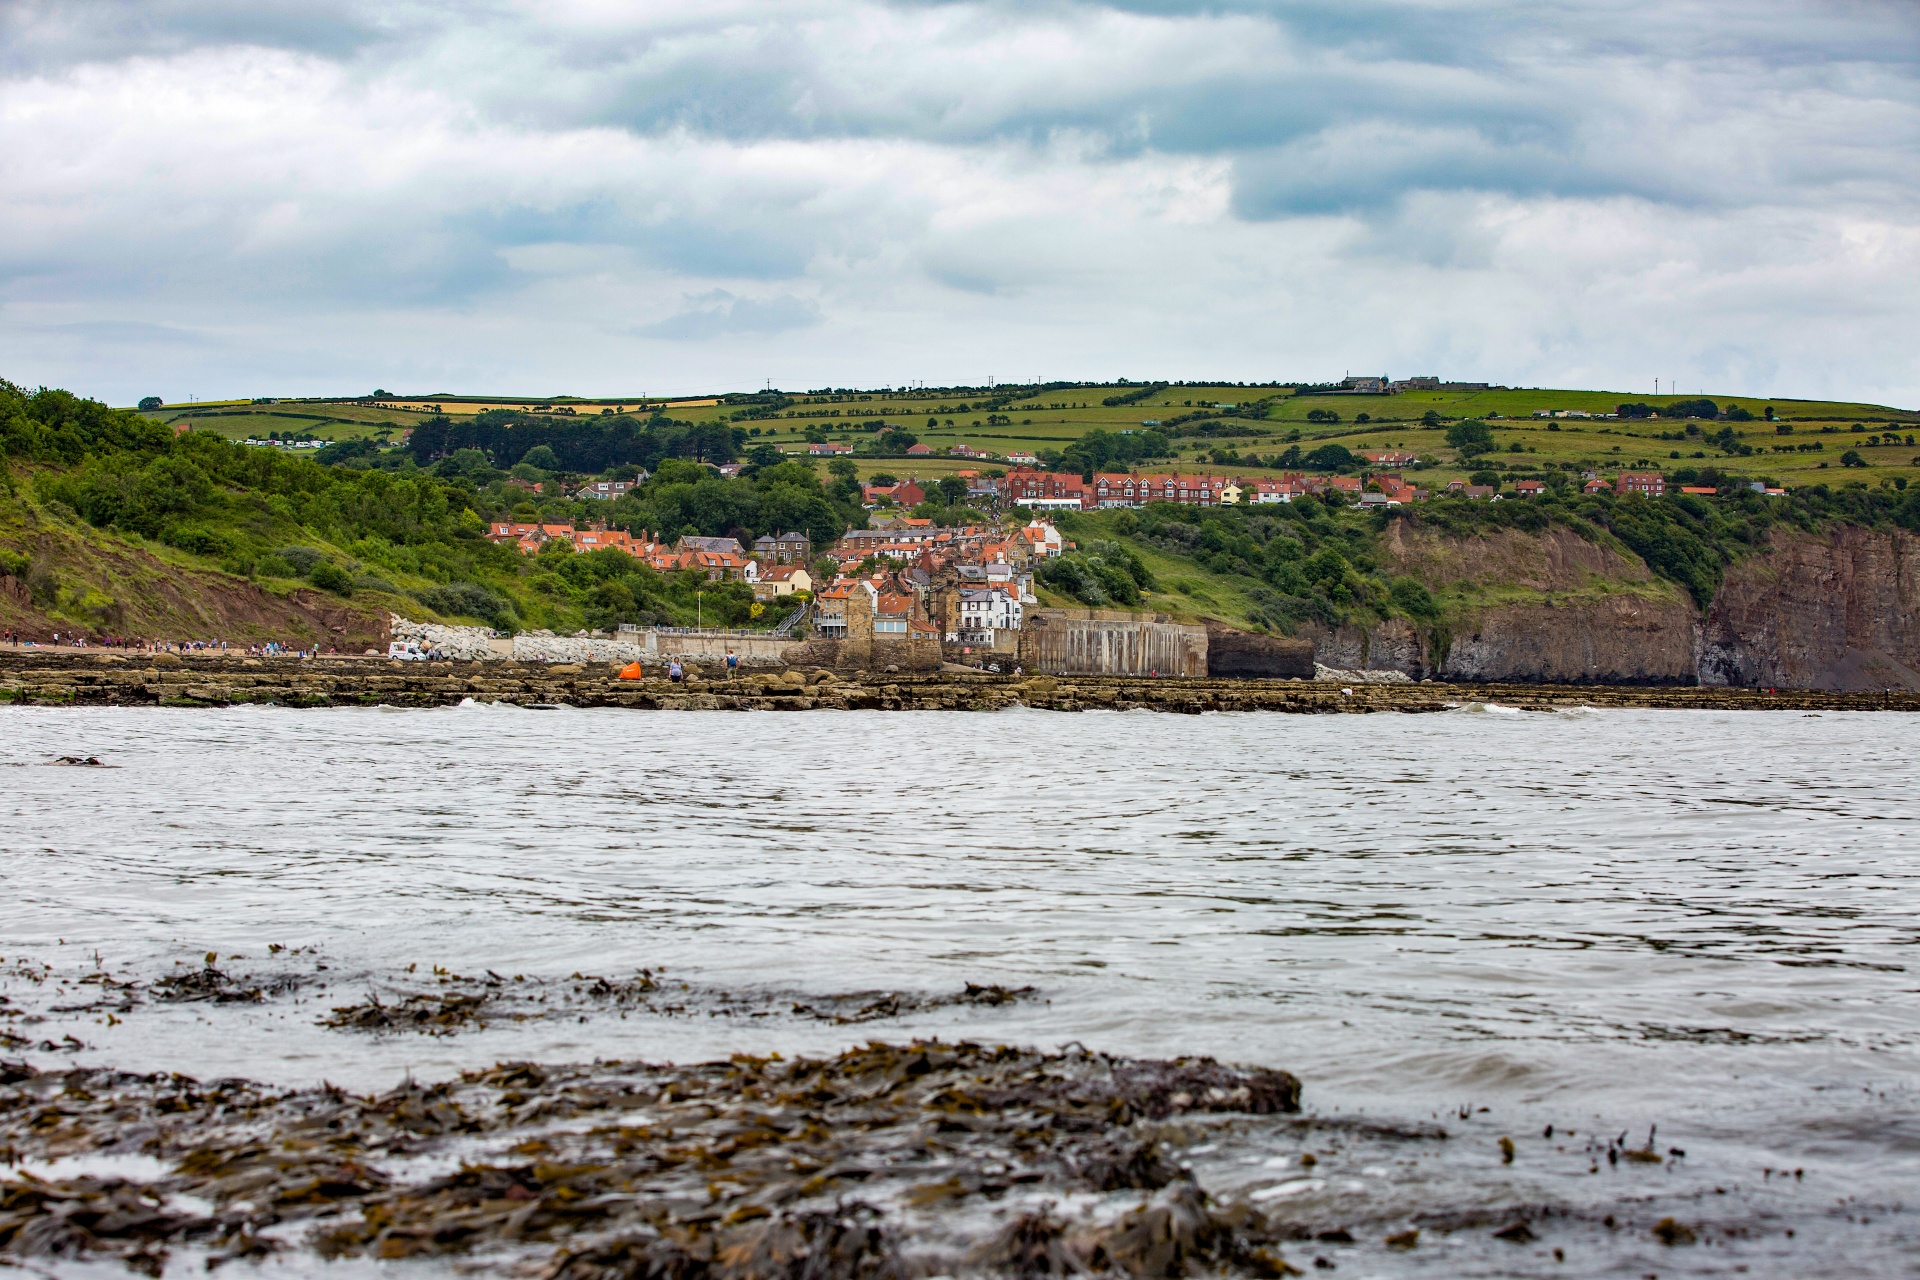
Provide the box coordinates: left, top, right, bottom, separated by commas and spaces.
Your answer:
636, 289, 823, 340
0, 0, 1915, 404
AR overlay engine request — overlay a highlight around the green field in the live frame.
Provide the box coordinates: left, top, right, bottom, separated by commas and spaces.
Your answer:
141, 382, 1919, 493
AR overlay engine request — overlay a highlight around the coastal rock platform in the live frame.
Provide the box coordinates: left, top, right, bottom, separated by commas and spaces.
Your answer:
2, 652, 1915, 712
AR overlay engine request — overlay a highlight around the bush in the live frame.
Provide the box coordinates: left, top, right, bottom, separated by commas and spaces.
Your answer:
276, 546, 324, 574
306, 561, 353, 594
1840, 450, 1867, 468
415, 581, 513, 627
137, 396, 163, 411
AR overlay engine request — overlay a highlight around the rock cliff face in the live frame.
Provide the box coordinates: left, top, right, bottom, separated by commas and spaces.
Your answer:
1297, 522, 1920, 689
1303, 524, 1699, 684
1699, 525, 1920, 690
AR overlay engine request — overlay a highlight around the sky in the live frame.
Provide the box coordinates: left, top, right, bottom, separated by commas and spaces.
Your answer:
2, 0, 1918, 407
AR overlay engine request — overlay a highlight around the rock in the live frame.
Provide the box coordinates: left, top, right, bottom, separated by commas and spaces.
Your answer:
152, 653, 183, 668
546, 663, 584, 675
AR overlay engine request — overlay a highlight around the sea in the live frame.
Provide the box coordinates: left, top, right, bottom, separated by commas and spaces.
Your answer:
2, 703, 1916, 1276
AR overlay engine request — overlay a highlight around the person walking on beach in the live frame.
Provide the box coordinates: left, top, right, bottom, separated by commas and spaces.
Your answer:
668, 659, 684, 683
725, 650, 738, 680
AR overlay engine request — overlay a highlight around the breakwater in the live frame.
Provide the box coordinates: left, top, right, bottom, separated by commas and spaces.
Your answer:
2, 652, 1914, 712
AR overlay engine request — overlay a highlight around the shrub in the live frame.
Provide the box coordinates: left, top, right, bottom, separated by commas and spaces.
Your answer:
306, 561, 353, 594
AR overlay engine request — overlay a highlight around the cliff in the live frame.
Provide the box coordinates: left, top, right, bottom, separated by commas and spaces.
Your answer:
1299, 521, 1920, 690
1700, 524, 1920, 690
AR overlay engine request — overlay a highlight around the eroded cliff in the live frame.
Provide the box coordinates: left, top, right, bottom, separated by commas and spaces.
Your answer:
1299, 520, 1920, 689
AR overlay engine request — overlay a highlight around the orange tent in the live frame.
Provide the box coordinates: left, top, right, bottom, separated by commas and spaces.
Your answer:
618, 661, 644, 680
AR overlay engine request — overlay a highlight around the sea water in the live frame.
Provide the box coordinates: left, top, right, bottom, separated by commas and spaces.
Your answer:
2, 704, 1916, 1275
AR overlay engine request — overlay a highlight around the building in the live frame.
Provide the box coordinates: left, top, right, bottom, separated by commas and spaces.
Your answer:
807, 441, 853, 456
947, 444, 992, 459
1583, 477, 1612, 495
1005, 468, 1087, 510
1006, 452, 1039, 465
904, 443, 932, 457
753, 564, 814, 600
956, 586, 1023, 638
1514, 479, 1547, 498
679, 535, 745, 557
1361, 450, 1418, 467
1390, 377, 1440, 391
1337, 374, 1390, 394
575, 477, 644, 500
861, 480, 925, 509
1615, 472, 1666, 497
751, 531, 814, 564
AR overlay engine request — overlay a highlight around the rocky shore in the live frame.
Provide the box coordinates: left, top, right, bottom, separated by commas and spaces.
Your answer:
0, 651, 1914, 713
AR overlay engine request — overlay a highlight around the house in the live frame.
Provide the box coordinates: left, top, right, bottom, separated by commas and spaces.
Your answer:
1583, 477, 1612, 495
874, 592, 915, 635
751, 531, 814, 564
571, 528, 638, 553
947, 444, 992, 459
1445, 480, 1496, 499
752, 564, 813, 600
956, 586, 1023, 636
1361, 450, 1418, 467
904, 443, 932, 457
1679, 485, 1717, 495
1006, 452, 1039, 465
1338, 374, 1390, 394
679, 535, 745, 557
1514, 479, 1547, 498
576, 478, 643, 500
1018, 520, 1065, 559
1390, 377, 1440, 391
862, 480, 925, 509
807, 441, 853, 456
1248, 478, 1302, 504
1615, 472, 1665, 497
965, 473, 1001, 501
679, 550, 757, 582
1219, 481, 1243, 505
813, 579, 872, 638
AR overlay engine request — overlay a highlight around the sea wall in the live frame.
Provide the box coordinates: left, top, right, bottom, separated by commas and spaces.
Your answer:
1020, 608, 1208, 677
388, 616, 800, 667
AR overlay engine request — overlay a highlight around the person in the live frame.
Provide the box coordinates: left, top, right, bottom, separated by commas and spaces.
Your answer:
668, 659, 684, 683
725, 650, 738, 680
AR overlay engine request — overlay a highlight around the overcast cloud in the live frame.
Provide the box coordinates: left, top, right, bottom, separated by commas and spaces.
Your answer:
2, 0, 1916, 404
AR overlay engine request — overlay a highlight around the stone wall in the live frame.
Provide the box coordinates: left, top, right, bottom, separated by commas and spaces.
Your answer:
389, 616, 798, 667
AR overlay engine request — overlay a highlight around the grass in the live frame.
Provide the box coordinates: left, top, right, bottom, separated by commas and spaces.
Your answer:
139, 381, 1920, 494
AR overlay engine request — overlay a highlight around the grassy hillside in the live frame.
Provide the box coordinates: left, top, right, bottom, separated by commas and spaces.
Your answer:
1, 381, 867, 642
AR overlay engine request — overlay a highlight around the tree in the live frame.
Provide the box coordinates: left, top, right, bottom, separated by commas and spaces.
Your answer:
1421, 409, 1442, 427
1841, 450, 1868, 468
1303, 443, 1356, 471
1445, 419, 1495, 458
520, 444, 560, 470
138, 396, 163, 411
1306, 408, 1340, 424
867, 472, 899, 486
1468, 469, 1501, 487
936, 476, 968, 506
